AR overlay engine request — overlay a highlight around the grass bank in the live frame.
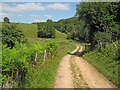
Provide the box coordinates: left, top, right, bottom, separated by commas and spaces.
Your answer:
82, 41, 120, 87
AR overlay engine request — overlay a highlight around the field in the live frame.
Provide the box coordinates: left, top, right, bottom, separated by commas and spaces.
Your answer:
18, 23, 72, 45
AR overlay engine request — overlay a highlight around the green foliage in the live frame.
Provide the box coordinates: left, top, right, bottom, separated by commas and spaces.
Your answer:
2, 43, 31, 87
67, 32, 71, 39
76, 2, 120, 44
37, 22, 55, 38
55, 17, 90, 42
53, 2, 120, 44
3, 17, 10, 23
2, 41, 60, 87
47, 19, 52, 23
2, 23, 25, 48
94, 31, 112, 46
67, 30, 76, 40
44, 41, 59, 59
55, 17, 79, 33
17, 23, 68, 46
52, 22, 64, 32
75, 21, 90, 42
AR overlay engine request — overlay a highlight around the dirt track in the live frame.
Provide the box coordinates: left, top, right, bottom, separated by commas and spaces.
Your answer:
74, 46, 117, 88
54, 44, 79, 88
54, 45, 117, 88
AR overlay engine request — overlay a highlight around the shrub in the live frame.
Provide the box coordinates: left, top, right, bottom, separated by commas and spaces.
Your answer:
2, 23, 24, 48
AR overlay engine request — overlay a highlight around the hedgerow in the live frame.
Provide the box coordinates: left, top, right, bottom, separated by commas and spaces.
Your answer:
2, 41, 59, 87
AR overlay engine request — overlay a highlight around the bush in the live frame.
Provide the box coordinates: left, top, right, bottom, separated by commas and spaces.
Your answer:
2, 23, 24, 48
44, 41, 59, 59
37, 23, 55, 38
2, 42, 44, 87
2, 41, 59, 87
3, 17, 10, 23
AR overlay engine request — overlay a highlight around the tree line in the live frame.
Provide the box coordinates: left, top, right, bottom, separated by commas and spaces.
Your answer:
76, 2, 120, 46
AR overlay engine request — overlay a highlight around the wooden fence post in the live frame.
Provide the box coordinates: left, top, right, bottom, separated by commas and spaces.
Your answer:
35, 52, 38, 66
44, 50, 46, 61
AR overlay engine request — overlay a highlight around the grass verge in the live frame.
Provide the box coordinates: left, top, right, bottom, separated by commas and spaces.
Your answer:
24, 43, 76, 88
82, 42, 120, 87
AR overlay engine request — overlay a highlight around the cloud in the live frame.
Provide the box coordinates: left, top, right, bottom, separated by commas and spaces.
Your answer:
46, 3, 70, 10
0, 13, 9, 17
1, 3, 70, 13
29, 15, 40, 17
33, 19, 45, 22
18, 14, 23, 16
44, 15, 52, 17
0, 13, 14, 17
1, 3, 45, 13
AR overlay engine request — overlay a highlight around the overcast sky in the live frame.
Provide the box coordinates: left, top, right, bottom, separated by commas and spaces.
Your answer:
0, 2, 80, 23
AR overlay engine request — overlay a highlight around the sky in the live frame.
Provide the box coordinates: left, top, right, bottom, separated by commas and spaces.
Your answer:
0, 2, 80, 23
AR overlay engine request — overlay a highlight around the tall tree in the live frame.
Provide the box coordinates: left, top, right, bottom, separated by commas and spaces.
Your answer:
76, 2, 120, 45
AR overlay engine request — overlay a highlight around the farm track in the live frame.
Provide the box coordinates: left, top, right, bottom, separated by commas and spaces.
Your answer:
54, 44, 79, 88
74, 45, 117, 88
54, 44, 118, 88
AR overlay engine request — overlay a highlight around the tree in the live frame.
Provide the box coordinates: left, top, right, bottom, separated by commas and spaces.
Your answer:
94, 31, 112, 47
47, 19, 52, 23
76, 2, 120, 45
3, 17, 10, 23
37, 23, 55, 38
67, 32, 71, 39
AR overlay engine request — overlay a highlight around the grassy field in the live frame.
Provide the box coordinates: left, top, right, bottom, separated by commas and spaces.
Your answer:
18, 23, 72, 45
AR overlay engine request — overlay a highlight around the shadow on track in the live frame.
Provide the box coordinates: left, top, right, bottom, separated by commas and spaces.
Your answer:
67, 49, 86, 57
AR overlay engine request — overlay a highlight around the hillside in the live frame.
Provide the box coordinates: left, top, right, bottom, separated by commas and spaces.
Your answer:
18, 23, 71, 45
